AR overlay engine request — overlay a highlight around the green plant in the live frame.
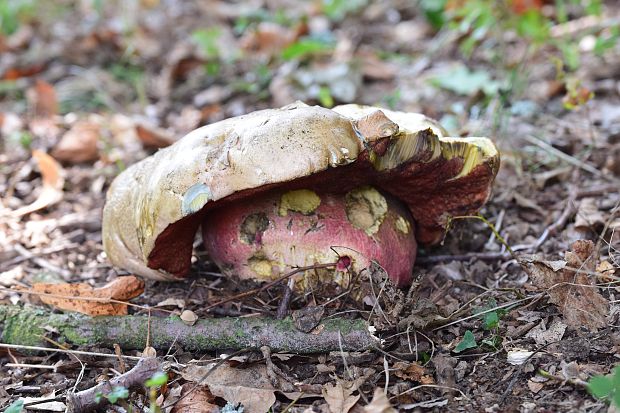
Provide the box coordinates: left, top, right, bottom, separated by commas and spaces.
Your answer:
454, 330, 478, 353
145, 372, 168, 413
321, 0, 367, 22
281, 38, 334, 61
95, 386, 129, 405
3, 400, 23, 413
588, 366, 620, 407
0, 0, 35, 36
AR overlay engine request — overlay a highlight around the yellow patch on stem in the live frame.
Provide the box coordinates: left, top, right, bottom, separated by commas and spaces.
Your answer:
278, 189, 321, 216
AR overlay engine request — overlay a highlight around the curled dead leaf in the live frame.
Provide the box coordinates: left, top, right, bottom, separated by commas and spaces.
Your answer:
52, 120, 100, 163
11, 150, 64, 217
135, 121, 176, 148
27, 275, 144, 316
172, 384, 218, 413
364, 388, 397, 413
521, 240, 608, 331
323, 380, 360, 413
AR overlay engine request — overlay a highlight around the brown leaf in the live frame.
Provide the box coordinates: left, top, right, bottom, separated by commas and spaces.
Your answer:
181, 363, 275, 413
364, 388, 397, 413
27, 79, 58, 118
392, 361, 434, 384
135, 122, 176, 148
11, 150, 64, 217
323, 380, 360, 413
52, 120, 100, 163
521, 240, 608, 331
239, 22, 304, 57
172, 384, 218, 413
29, 276, 144, 316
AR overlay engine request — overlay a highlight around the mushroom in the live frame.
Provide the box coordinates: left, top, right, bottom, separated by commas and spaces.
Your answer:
102, 102, 499, 287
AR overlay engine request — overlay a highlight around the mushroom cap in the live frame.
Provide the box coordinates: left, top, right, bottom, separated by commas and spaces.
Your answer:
102, 102, 500, 281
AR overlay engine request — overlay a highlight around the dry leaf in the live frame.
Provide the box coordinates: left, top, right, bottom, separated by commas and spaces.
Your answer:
52, 120, 100, 163
521, 240, 608, 331
392, 361, 434, 384
27, 79, 58, 118
11, 150, 64, 217
364, 388, 397, 413
29, 276, 144, 316
575, 197, 606, 230
323, 381, 360, 413
527, 379, 544, 394
596, 260, 616, 282
172, 384, 218, 413
181, 363, 276, 413
525, 318, 567, 345
135, 121, 176, 148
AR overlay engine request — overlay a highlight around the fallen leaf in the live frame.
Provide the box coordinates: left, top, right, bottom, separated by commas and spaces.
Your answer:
392, 361, 434, 384
28, 276, 144, 316
52, 120, 100, 163
156, 298, 186, 308
323, 380, 360, 413
364, 388, 396, 413
181, 363, 275, 413
525, 318, 567, 345
596, 260, 616, 282
527, 379, 544, 394
27, 79, 58, 118
239, 22, 304, 57
521, 240, 608, 331
574, 197, 606, 231
11, 150, 64, 217
171, 384, 218, 413
507, 349, 535, 365
135, 121, 177, 148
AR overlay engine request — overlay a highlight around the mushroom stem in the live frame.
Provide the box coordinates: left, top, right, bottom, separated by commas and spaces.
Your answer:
202, 186, 417, 286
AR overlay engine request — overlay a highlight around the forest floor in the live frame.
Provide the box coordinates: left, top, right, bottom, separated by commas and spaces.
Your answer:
1, 1, 620, 412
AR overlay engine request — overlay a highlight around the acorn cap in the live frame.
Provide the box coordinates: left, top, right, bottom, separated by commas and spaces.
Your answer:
102, 102, 499, 280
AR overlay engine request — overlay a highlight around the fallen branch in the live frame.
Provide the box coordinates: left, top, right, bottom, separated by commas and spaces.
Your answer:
66, 357, 161, 413
0, 305, 377, 353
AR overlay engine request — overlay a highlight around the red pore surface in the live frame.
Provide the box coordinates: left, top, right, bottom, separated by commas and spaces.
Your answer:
202, 187, 417, 286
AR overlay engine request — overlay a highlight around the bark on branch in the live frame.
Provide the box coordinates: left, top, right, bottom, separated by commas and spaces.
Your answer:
0, 305, 378, 353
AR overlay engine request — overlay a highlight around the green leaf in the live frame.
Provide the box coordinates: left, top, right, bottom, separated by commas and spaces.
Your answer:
3, 400, 24, 413
145, 372, 168, 388
281, 39, 333, 61
430, 65, 499, 96
588, 375, 614, 399
454, 330, 478, 353
318, 86, 334, 108
191, 28, 222, 59
483, 311, 500, 330
516, 9, 550, 43
106, 386, 129, 404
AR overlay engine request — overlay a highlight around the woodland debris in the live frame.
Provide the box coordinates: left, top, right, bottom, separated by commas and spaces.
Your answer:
521, 240, 609, 331
0, 304, 378, 353
66, 356, 161, 413
23, 276, 144, 316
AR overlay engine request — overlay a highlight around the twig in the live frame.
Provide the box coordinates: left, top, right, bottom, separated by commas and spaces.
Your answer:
66, 357, 161, 413
0, 304, 377, 353
0, 343, 143, 360
204, 262, 336, 312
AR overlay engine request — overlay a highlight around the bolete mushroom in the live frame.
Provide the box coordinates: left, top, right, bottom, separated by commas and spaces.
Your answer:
102, 102, 499, 287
